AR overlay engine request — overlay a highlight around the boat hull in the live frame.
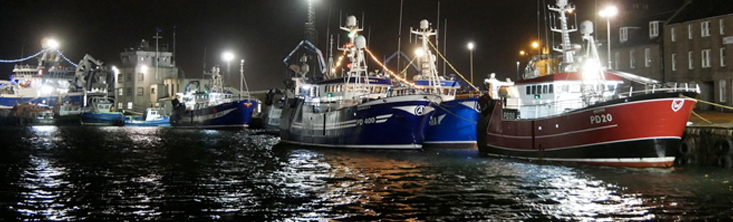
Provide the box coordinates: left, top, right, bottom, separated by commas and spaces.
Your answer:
170, 99, 257, 129
0, 93, 85, 109
125, 116, 170, 127
279, 94, 438, 149
477, 92, 698, 168
80, 112, 125, 126
424, 97, 479, 148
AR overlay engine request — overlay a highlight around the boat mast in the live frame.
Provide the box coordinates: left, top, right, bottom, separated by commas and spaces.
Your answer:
411, 19, 440, 94
548, 0, 577, 70
339, 16, 367, 80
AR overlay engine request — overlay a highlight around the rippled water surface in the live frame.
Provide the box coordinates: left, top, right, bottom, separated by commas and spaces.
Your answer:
0, 126, 731, 221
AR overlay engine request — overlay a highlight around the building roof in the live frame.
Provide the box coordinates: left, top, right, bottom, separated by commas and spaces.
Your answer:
667, 0, 733, 24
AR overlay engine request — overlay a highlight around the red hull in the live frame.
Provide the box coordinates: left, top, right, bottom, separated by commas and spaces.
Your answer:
478, 93, 697, 168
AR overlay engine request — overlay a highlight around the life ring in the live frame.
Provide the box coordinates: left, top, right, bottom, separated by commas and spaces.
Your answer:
678, 138, 696, 155
717, 155, 733, 169
716, 138, 733, 156
18, 80, 31, 88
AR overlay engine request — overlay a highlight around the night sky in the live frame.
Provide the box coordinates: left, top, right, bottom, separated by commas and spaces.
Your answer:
0, 0, 619, 90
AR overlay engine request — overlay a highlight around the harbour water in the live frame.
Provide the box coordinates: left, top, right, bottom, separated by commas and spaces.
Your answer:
0, 126, 731, 221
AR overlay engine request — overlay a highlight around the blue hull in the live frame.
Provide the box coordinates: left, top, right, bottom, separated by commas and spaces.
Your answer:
0, 93, 85, 109
80, 112, 125, 126
280, 95, 437, 149
125, 116, 170, 127
424, 97, 479, 148
170, 99, 257, 129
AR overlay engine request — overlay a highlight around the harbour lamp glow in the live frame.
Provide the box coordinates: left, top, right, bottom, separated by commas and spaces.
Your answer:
599, 5, 618, 68
222, 51, 234, 74
45, 39, 59, 49
414, 48, 425, 57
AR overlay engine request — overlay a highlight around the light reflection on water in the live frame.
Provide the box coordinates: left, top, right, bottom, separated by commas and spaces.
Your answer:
0, 126, 730, 221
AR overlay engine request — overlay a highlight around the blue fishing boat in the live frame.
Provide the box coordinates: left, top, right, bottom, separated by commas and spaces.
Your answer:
170, 66, 258, 129
0, 41, 87, 110
80, 96, 124, 126
124, 108, 170, 127
279, 15, 439, 149
410, 19, 481, 148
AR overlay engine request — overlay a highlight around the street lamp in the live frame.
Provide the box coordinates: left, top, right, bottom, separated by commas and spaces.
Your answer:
467, 42, 474, 85
221, 51, 234, 75
531, 41, 540, 56
600, 5, 618, 68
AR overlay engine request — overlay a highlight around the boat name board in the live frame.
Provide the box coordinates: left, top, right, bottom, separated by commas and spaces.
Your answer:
502, 109, 519, 120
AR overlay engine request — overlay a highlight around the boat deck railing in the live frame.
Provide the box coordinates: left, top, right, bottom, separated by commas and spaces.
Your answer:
618, 82, 701, 98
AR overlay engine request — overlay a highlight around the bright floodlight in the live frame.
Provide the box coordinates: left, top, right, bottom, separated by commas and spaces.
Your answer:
532, 41, 539, 48
140, 65, 148, 73
45, 39, 59, 49
222, 51, 235, 62
599, 6, 618, 18
467, 42, 475, 50
414, 48, 425, 57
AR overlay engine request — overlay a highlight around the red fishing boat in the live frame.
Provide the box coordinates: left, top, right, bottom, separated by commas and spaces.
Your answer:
476, 0, 699, 168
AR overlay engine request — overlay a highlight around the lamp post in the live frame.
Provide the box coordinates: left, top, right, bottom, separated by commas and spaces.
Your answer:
467, 42, 474, 85
600, 6, 618, 68
221, 51, 234, 75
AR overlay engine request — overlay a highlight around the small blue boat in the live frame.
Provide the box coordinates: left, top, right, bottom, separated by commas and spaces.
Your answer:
80, 96, 124, 126
125, 108, 170, 127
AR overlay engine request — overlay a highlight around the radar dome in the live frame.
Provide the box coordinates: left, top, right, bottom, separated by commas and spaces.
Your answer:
420, 19, 429, 30
346, 16, 357, 27
580, 20, 594, 34
355, 36, 366, 49
556, 0, 568, 7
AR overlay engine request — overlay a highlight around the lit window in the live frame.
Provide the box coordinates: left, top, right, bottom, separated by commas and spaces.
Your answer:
702, 49, 711, 68
721, 48, 726, 67
650, 21, 660, 38
117, 73, 123, 83
127, 102, 133, 110
721, 79, 727, 102
688, 51, 694, 70
671, 27, 676, 42
672, 53, 677, 71
688, 24, 693, 39
117, 88, 123, 96
614, 52, 620, 69
702, 21, 711, 37
644, 48, 651, 67
620, 27, 629, 43
721, 19, 726, 35
630, 50, 636, 69
117, 103, 123, 109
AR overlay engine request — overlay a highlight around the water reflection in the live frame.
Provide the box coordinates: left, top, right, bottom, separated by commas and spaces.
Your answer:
0, 127, 731, 221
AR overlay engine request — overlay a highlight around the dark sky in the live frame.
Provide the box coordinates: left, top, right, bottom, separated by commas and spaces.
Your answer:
0, 0, 668, 90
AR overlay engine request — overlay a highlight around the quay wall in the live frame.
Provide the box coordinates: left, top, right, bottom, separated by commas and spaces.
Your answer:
678, 126, 733, 168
